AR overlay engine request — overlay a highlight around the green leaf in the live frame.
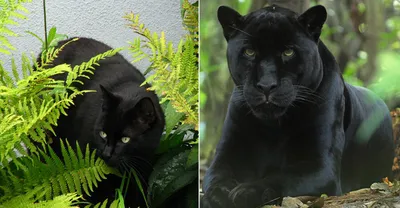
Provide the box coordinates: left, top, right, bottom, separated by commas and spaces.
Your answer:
47, 27, 57, 44
131, 169, 149, 208
152, 169, 197, 208
155, 132, 185, 154
164, 101, 184, 137
148, 148, 196, 207
186, 144, 198, 168
186, 181, 198, 208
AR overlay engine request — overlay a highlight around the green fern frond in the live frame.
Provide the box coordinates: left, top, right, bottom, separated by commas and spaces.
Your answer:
0, 191, 81, 208
0, 40, 122, 163
0, 140, 115, 203
124, 0, 199, 129
84, 198, 123, 208
39, 37, 78, 67
66, 46, 123, 86
182, 0, 198, 39
0, 0, 31, 55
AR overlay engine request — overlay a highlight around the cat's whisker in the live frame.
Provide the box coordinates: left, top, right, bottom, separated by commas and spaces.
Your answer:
120, 161, 130, 173
125, 158, 153, 177
131, 156, 153, 169
126, 160, 148, 187
128, 160, 149, 177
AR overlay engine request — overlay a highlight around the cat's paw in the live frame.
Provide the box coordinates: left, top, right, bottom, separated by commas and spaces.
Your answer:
229, 183, 265, 208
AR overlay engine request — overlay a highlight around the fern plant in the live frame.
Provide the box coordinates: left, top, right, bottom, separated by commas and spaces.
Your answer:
0, 37, 124, 207
0, 192, 81, 208
0, 6, 124, 205
0, 0, 31, 55
0, 140, 115, 202
124, 1, 199, 207
124, 0, 198, 130
0, 37, 122, 164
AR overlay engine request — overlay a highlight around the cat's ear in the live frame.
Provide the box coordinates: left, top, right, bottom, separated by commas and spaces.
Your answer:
217, 6, 243, 40
99, 84, 120, 110
134, 98, 156, 126
298, 5, 327, 42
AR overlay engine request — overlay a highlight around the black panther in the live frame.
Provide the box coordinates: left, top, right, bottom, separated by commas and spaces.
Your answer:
36, 37, 165, 207
202, 5, 394, 208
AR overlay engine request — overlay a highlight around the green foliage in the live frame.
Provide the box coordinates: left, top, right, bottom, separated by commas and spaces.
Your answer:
0, 6, 122, 205
124, 0, 199, 207
368, 51, 400, 99
0, 192, 81, 208
26, 26, 69, 52
0, 0, 31, 55
124, 0, 198, 129
0, 140, 115, 202
147, 147, 198, 207
84, 198, 123, 208
0, 38, 122, 165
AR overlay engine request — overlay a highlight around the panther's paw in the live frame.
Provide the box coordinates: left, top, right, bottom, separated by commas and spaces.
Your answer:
261, 188, 280, 204
201, 186, 233, 208
229, 183, 264, 208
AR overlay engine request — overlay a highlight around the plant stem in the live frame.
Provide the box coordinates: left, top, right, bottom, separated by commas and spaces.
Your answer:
43, 0, 48, 51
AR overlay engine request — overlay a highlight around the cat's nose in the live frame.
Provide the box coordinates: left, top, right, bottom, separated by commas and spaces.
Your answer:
101, 146, 113, 160
102, 152, 112, 160
256, 83, 277, 95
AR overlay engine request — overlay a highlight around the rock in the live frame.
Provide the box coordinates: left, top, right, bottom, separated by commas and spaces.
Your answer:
281, 196, 309, 208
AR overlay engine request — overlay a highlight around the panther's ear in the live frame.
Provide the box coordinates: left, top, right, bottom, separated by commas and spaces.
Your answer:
217, 6, 243, 41
298, 5, 327, 42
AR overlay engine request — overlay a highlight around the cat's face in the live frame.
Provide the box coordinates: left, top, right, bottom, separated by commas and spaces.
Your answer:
92, 84, 164, 172
218, 5, 327, 119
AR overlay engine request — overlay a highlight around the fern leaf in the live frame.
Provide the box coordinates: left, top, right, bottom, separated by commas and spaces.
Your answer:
0, 141, 114, 203
124, 1, 199, 129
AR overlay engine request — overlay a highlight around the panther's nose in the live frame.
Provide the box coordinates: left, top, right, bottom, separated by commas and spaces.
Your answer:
256, 83, 277, 95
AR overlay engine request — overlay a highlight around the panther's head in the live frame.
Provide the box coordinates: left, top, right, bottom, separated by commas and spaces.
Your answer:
218, 5, 327, 119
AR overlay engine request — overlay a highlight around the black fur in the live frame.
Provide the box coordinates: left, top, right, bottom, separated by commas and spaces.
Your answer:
38, 37, 165, 207
202, 5, 394, 208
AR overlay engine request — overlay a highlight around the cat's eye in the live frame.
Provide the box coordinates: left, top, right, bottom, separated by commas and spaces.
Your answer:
283, 49, 294, 57
244, 48, 255, 57
99, 131, 107, 139
121, 137, 130, 143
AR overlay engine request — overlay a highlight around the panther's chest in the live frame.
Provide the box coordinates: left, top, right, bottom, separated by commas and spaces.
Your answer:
229, 127, 326, 182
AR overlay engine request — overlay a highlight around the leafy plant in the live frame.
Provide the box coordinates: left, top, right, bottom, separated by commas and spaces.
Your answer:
0, 0, 31, 55
0, 1, 126, 205
125, 0, 198, 130
26, 26, 68, 52
124, 0, 199, 207
0, 36, 123, 207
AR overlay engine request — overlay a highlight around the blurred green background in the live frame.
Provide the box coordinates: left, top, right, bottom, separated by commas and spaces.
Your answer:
199, 0, 400, 182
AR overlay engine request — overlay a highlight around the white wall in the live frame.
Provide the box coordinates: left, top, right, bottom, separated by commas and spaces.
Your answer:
2, 0, 187, 73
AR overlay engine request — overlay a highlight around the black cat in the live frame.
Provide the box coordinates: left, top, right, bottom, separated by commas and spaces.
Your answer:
202, 5, 394, 208
37, 37, 165, 207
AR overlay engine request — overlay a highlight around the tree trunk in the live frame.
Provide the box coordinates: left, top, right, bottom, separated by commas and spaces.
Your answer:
358, 0, 384, 84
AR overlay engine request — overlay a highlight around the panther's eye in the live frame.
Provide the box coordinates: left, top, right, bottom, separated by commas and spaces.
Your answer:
121, 137, 130, 143
244, 48, 255, 57
283, 49, 294, 57
99, 131, 107, 139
